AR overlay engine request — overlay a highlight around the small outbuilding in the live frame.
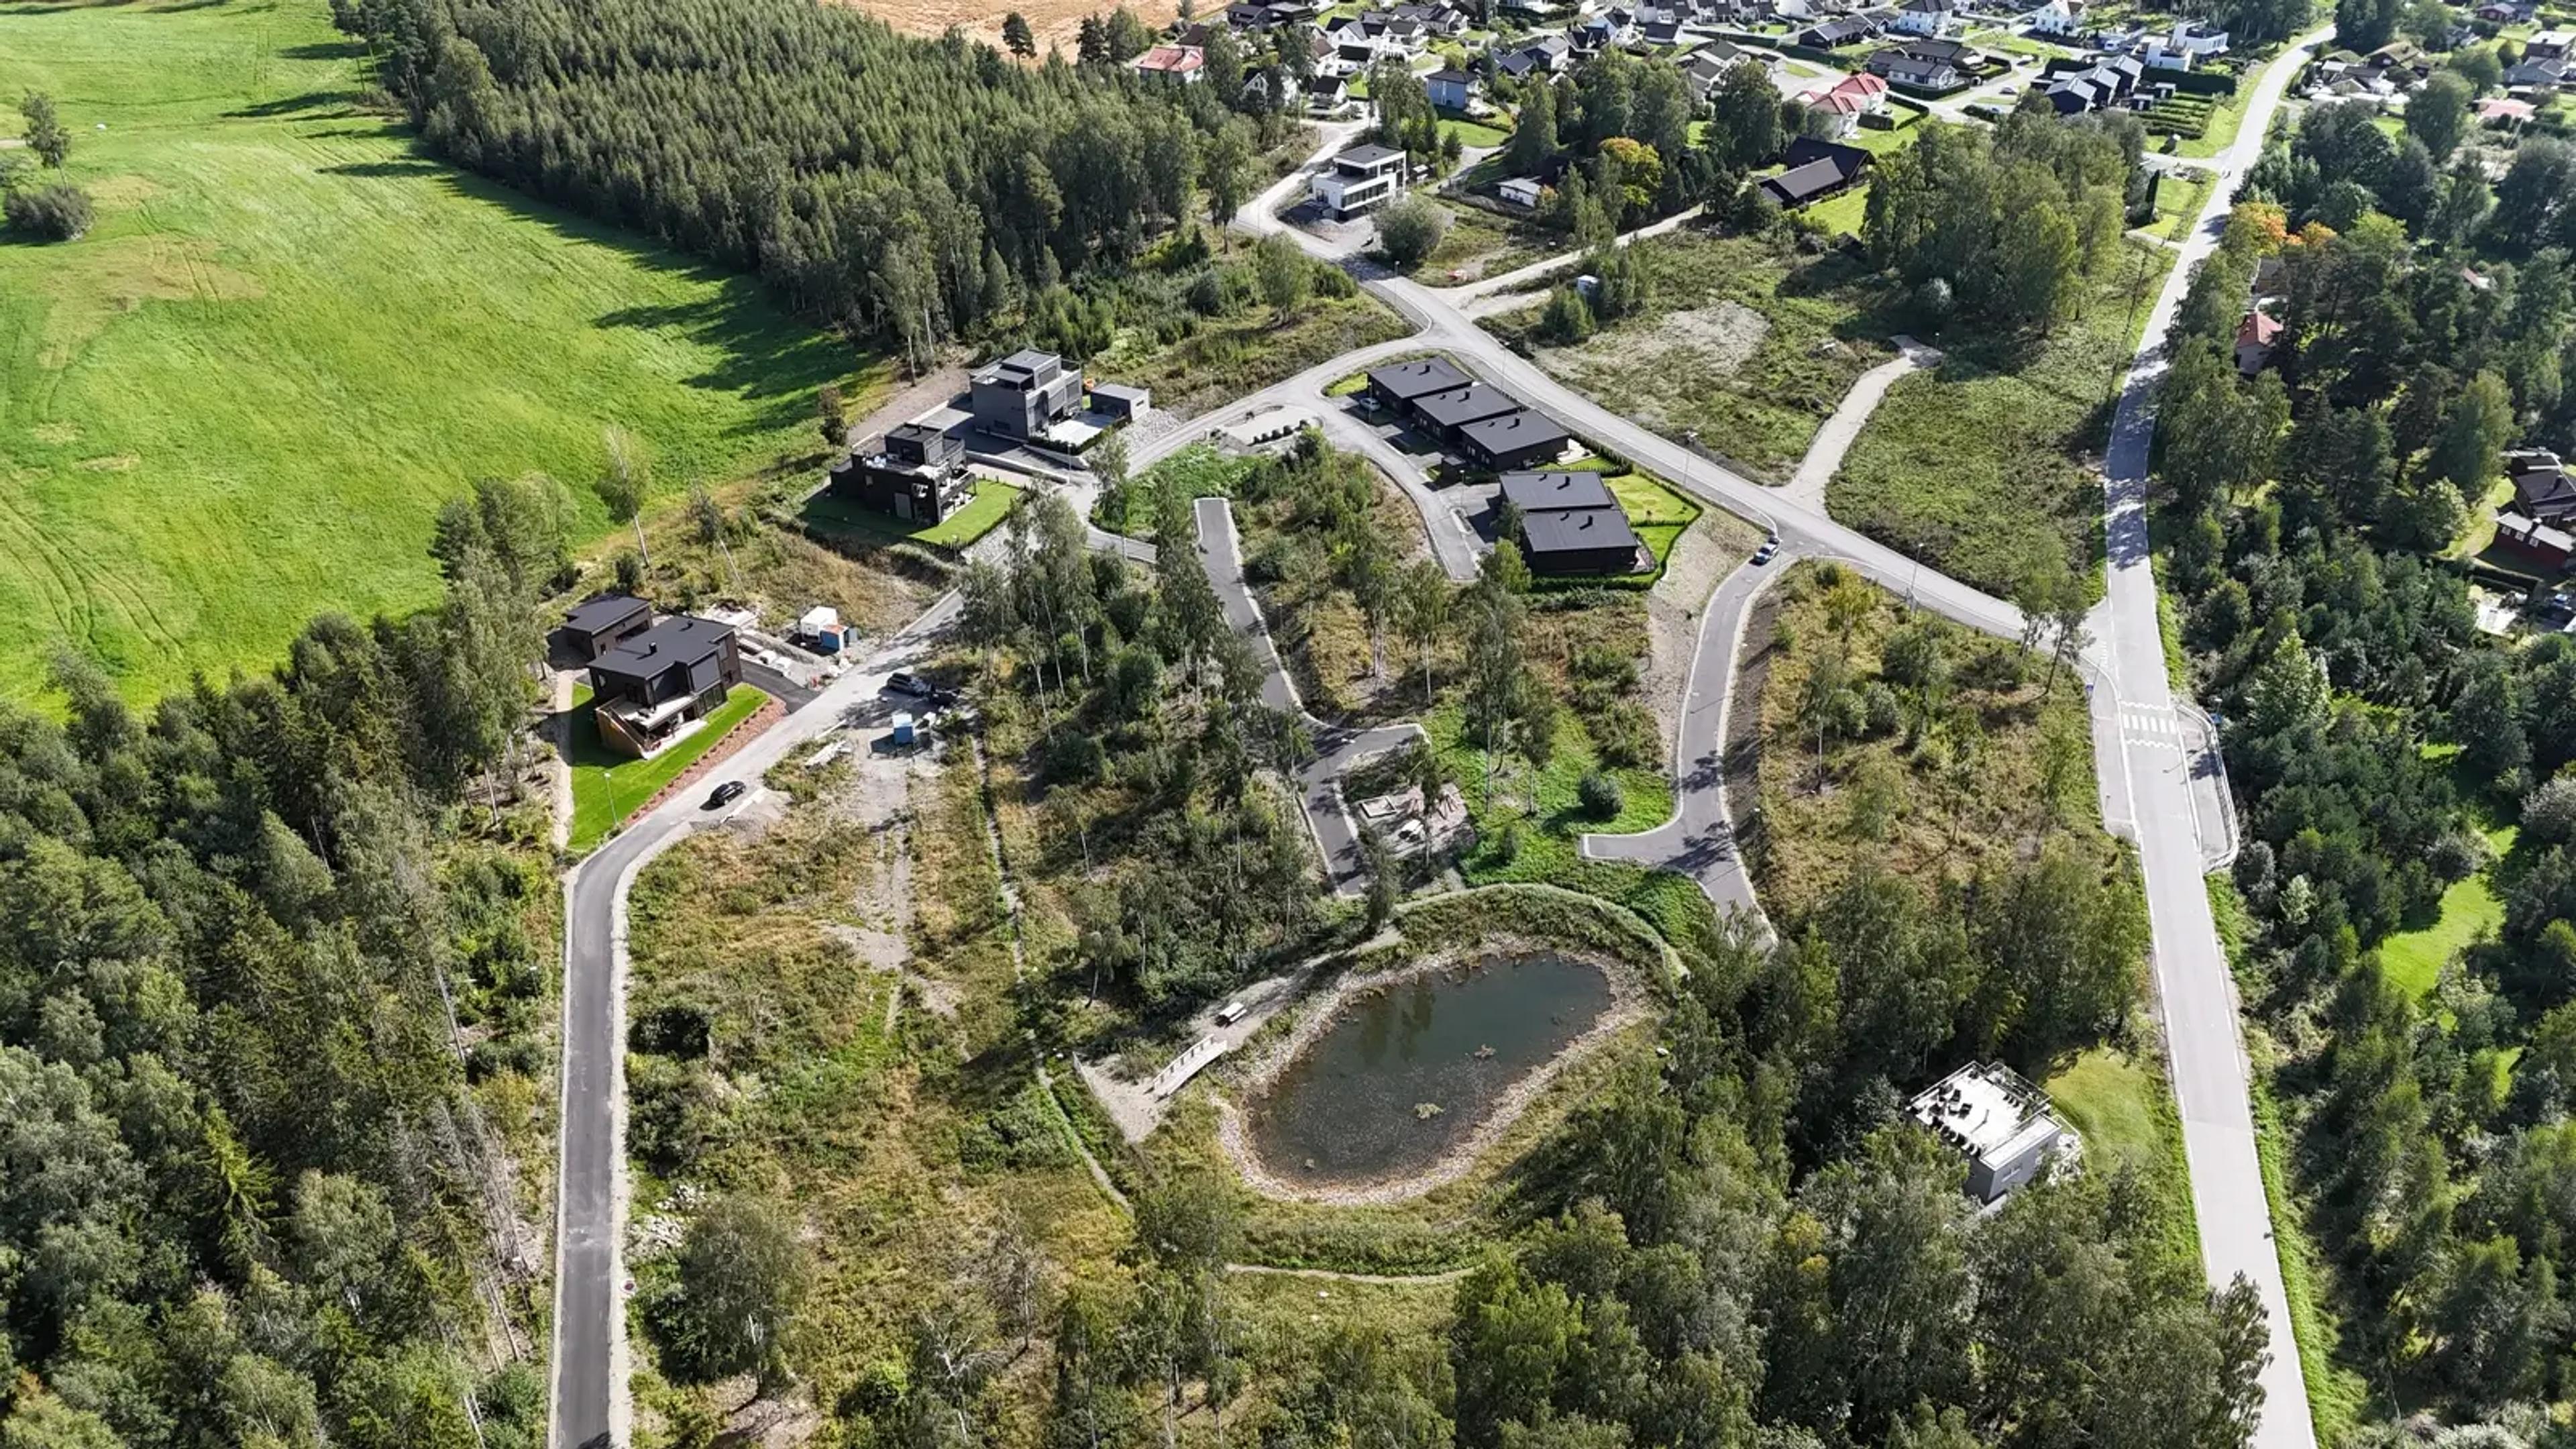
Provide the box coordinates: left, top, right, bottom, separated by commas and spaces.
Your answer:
1089, 382, 1152, 422
1908, 1061, 2078, 1205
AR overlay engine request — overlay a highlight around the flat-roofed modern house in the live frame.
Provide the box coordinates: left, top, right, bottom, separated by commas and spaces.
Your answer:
1459, 410, 1573, 471
1521, 505, 1643, 574
1908, 1061, 2078, 1205
1311, 143, 1408, 219
1089, 382, 1153, 423
1365, 356, 1470, 410
1412, 382, 1523, 441
588, 615, 745, 758
828, 421, 971, 523
561, 594, 653, 663
971, 350, 1085, 441
1499, 469, 1615, 513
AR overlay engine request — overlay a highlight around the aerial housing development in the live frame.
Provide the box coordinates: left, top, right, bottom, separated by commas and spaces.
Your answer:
15, 0, 2576, 1446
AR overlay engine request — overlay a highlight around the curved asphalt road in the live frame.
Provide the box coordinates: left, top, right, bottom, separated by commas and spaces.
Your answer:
555, 48, 2322, 1441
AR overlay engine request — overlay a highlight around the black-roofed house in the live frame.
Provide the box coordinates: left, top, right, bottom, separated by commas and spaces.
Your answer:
1761, 155, 1860, 207
1460, 410, 1574, 471
1366, 356, 1471, 410
1412, 383, 1523, 441
588, 615, 745, 757
1500, 470, 1616, 513
1521, 505, 1645, 575
2513, 449, 2576, 522
562, 595, 653, 663
971, 349, 1084, 441
828, 421, 971, 523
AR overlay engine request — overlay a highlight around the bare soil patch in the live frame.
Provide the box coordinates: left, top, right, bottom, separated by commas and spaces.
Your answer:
822, 0, 1177, 54
1536, 301, 1772, 433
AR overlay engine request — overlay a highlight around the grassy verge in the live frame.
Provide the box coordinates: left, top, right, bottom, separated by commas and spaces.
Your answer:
1831, 238, 2176, 601
2046, 1045, 2201, 1271
2146, 170, 2216, 241
1437, 113, 1512, 148
568, 684, 769, 852
0, 0, 869, 706
1420, 201, 1563, 284
1488, 228, 1903, 482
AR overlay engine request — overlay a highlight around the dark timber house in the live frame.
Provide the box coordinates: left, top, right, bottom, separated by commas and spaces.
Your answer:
1521, 504, 1644, 576
1411, 382, 1523, 442
587, 616, 744, 759
829, 421, 971, 524
561, 595, 653, 663
971, 349, 1083, 441
1364, 356, 1470, 411
1459, 410, 1574, 471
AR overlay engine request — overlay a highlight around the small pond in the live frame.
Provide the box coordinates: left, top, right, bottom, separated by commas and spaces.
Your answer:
1243, 953, 1616, 1188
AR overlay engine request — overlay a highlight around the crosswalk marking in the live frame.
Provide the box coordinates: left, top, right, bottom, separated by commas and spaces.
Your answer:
2121, 709, 2182, 739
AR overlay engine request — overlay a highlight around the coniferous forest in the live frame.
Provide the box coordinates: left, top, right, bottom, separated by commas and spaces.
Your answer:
338, 0, 1242, 355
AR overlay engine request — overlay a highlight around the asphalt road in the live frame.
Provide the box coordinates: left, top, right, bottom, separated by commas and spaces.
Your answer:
2092, 31, 2334, 1449
548, 593, 959, 1449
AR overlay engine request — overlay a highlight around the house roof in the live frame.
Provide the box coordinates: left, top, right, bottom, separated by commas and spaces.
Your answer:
1898, 35, 1976, 61
1784, 135, 1872, 176
1133, 43, 1207, 72
1501, 470, 1615, 511
2237, 309, 2281, 347
1521, 506, 1642, 557
1339, 142, 1405, 167
1803, 70, 1890, 112
592, 614, 734, 683
1367, 356, 1471, 400
1460, 409, 1572, 458
1414, 383, 1523, 429
1426, 66, 1474, 83
1762, 156, 1856, 203
1305, 72, 1349, 94
2500, 511, 2576, 555
565, 594, 650, 635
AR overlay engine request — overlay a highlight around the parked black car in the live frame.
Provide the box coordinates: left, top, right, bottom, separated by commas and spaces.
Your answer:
704, 780, 747, 809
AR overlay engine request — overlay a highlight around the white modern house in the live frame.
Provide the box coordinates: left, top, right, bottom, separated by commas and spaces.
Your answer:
1909, 1063, 2080, 1205
1310, 142, 1408, 219
2139, 19, 2227, 70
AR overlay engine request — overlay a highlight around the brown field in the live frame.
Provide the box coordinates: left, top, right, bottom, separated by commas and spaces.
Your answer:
826, 0, 1179, 54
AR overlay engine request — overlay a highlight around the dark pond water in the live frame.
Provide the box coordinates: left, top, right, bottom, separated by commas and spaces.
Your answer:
1244, 953, 1615, 1187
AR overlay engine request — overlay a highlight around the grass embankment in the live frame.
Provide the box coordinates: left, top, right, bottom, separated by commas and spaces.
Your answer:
1748, 562, 2114, 918
1491, 228, 1902, 482
566, 684, 770, 852
1831, 237, 2178, 601
2045, 1046, 2201, 1269
0, 0, 869, 705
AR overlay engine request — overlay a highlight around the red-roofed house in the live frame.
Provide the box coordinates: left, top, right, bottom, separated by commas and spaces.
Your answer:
1132, 44, 1208, 83
2235, 308, 2281, 376
1799, 72, 1890, 136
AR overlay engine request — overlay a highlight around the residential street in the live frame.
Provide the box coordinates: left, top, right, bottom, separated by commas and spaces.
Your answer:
2092, 32, 2334, 1449
547, 593, 960, 1449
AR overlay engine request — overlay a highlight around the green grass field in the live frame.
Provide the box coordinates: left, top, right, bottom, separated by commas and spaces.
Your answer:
2379, 822, 2516, 998
568, 683, 770, 852
0, 0, 865, 706
1831, 238, 2176, 600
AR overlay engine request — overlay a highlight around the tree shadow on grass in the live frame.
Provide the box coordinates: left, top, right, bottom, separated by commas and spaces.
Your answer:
324, 136, 856, 429
227, 89, 367, 119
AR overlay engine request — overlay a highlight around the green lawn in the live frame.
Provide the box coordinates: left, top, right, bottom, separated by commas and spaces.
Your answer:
0, 0, 862, 707
568, 684, 770, 852
1806, 185, 1872, 237
2379, 823, 2516, 998
1831, 237, 2177, 601
1438, 114, 1513, 148
915, 479, 1024, 549
2145, 171, 2216, 241
2048, 1046, 2201, 1270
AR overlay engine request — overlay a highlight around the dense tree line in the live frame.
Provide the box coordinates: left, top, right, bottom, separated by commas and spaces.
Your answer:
0, 478, 566, 1445
339, 0, 1295, 357
1864, 107, 2145, 335
2153, 93, 2576, 1424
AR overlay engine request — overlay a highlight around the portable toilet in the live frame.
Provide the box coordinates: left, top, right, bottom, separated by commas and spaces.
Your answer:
891, 712, 916, 747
